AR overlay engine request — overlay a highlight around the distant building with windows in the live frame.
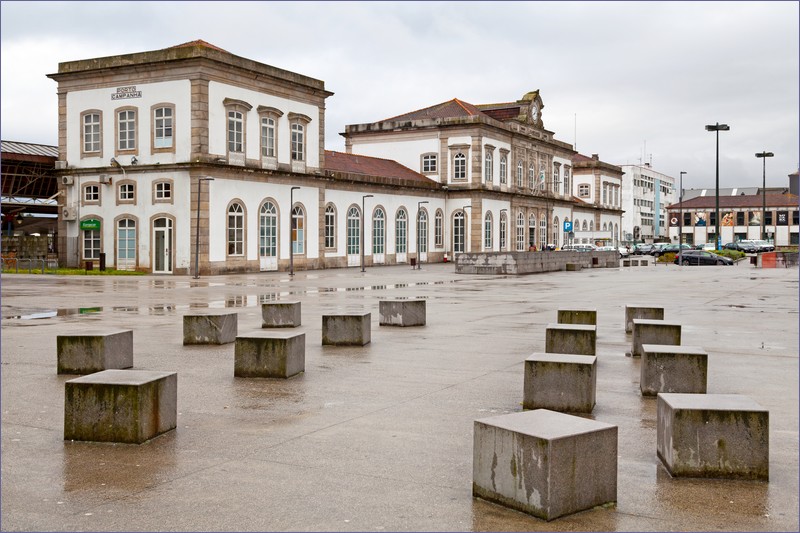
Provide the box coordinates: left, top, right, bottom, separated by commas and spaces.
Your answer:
619, 163, 677, 244
570, 153, 623, 246
48, 40, 622, 274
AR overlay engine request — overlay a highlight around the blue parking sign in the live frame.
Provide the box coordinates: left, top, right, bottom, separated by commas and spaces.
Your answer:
563, 221, 573, 232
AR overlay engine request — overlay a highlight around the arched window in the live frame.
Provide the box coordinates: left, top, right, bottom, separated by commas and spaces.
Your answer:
418, 209, 428, 253
603, 222, 608, 232
590, 221, 594, 232
582, 220, 588, 231
453, 153, 466, 180
484, 152, 493, 183
396, 209, 407, 253
453, 210, 466, 253
499, 156, 507, 184
563, 217, 570, 246
539, 214, 546, 248
324, 204, 336, 249
500, 211, 508, 250
373, 208, 385, 254
260, 201, 278, 258
516, 212, 525, 251
574, 219, 580, 232
434, 209, 444, 247
528, 213, 537, 248
346, 206, 360, 255
553, 216, 560, 248
227, 202, 244, 255
484, 212, 493, 250
291, 205, 305, 254
517, 160, 524, 187
117, 218, 136, 270
528, 165, 536, 189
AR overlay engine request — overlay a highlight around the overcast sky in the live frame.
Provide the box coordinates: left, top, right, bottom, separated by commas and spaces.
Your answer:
2, 1, 798, 189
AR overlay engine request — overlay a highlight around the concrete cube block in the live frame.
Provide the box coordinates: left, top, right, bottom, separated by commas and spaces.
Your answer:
545, 323, 596, 355
631, 319, 680, 357
379, 299, 426, 327
657, 393, 769, 480
557, 308, 597, 325
565, 263, 582, 272
473, 409, 617, 521
64, 370, 177, 444
57, 329, 133, 375
234, 331, 305, 378
183, 312, 237, 345
262, 301, 302, 328
523, 353, 597, 413
322, 313, 371, 346
625, 305, 665, 333
640, 344, 708, 396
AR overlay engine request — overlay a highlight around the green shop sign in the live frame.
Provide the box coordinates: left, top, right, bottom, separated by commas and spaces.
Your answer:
79, 219, 101, 231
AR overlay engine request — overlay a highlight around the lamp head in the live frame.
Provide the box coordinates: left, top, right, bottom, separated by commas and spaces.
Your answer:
130, 156, 138, 165
110, 157, 119, 167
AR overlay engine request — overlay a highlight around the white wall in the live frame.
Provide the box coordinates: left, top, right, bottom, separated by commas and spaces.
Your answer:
350, 137, 440, 179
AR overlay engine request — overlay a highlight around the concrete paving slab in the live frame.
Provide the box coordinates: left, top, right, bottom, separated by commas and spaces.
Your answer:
1, 261, 797, 531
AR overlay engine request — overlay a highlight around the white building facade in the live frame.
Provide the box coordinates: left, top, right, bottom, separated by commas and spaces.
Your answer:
619, 163, 677, 245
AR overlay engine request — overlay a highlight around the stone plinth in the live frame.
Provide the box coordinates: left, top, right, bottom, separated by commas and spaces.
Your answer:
657, 393, 769, 480
640, 344, 708, 396
523, 353, 597, 413
262, 301, 301, 328
473, 409, 617, 521
234, 331, 305, 378
379, 299, 426, 327
557, 308, 597, 326
57, 330, 133, 375
625, 305, 665, 333
183, 312, 238, 345
565, 263, 582, 272
322, 313, 371, 346
64, 370, 177, 444
631, 319, 680, 357
545, 323, 596, 355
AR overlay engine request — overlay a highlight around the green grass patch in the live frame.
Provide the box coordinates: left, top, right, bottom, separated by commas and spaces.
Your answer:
2, 267, 146, 276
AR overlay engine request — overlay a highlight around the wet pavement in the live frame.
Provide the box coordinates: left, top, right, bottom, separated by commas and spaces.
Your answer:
1, 260, 798, 531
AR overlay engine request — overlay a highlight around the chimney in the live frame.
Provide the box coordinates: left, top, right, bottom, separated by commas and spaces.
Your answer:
591, 154, 599, 161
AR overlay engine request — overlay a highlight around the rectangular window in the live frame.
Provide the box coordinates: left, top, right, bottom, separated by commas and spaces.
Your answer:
291, 124, 304, 161
228, 111, 244, 153
736, 211, 745, 225
84, 185, 99, 203
324, 208, 335, 249
563, 169, 571, 196
793, 210, 799, 225
709, 212, 717, 226
118, 110, 136, 151
83, 229, 100, 260
154, 107, 173, 148
578, 184, 590, 197
261, 117, 275, 157
422, 154, 437, 173
119, 183, 134, 201
683, 212, 691, 226
83, 113, 101, 153
155, 182, 171, 200
765, 211, 773, 225
435, 212, 443, 246
528, 166, 535, 189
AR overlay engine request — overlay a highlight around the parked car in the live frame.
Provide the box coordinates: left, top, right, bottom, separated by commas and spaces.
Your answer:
653, 243, 693, 257
649, 243, 669, 256
633, 244, 654, 255
743, 239, 775, 252
723, 241, 758, 253
618, 246, 631, 257
673, 250, 734, 266
697, 243, 717, 251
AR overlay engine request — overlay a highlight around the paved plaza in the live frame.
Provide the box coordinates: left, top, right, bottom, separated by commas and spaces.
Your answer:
1, 261, 798, 531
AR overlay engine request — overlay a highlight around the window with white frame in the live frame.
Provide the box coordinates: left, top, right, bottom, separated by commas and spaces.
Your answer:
82, 111, 102, 156
552, 216, 559, 247
435, 209, 443, 246
516, 212, 525, 251
373, 208, 385, 254
291, 123, 304, 161
118, 182, 135, 202
324, 204, 336, 249
517, 160, 524, 188
528, 165, 535, 189
228, 111, 244, 153
84, 184, 100, 204
453, 152, 466, 180
603, 184, 608, 204
578, 184, 590, 197
422, 154, 437, 173
117, 109, 136, 152
153, 105, 174, 150
563, 167, 571, 196
500, 211, 507, 250
291, 205, 305, 254
259, 201, 278, 258
539, 214, 546, 248
484, 151, 493, 183
528, 213, 537, 248
484, 212, 493, 250
83, 228, 100, 260
396, 209, 407, 253
227, 202, 244, 256
346, 206, 360, 255
261, 117, 276, 158
453, 211, 465, 253
499, 155, 507, 184
154, 181, 172, 202
418, 209, 428, 253
553, 165, 560, 192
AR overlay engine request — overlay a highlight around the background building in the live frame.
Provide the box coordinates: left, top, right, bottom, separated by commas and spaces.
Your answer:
619, 163, 677, 245
570, 153, 623, 247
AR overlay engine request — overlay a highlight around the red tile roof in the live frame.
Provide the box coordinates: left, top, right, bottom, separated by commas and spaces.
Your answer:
668, 193, 799, 210
381, 98, 483, 122
325, 151, 437, 185
166, 40, 229, 53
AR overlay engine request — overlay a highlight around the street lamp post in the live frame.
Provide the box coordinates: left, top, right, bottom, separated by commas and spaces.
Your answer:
417, 200, 429, 269
289, 186, 300, 277
679, 171, 686, 266
705, 123, 730, 250
755, 151, 774, 242
193, 177, 215, 279
361, 194, 373, 273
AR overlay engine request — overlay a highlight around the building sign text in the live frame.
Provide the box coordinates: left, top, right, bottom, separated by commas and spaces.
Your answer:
111, 86, 142, 100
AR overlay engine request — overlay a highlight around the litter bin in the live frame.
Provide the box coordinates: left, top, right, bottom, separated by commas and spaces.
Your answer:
99, 252, 106, 271
410, 257, 417, 268
85, 261, 93, 271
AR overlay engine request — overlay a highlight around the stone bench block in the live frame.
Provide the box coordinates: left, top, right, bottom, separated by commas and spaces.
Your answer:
379, 299, 426, 327
183, 312, 238, 345
565, 263, 582, 271
234, 331, 305, 378
322, 313, 371, 346
657, 393, 769, 480
640, 344, 708, 396
262, 301, 301, 328
625, 305, 665, 333
57, 329, 133, 374
631, 319, 680, 357
622, 259, 631, 267
545, 323, 596, 355
631, 259, 640, 266
557, 308, 597, 325
473, 409, 617, 521
64, 369, 177, 444
523, 353, 597, 413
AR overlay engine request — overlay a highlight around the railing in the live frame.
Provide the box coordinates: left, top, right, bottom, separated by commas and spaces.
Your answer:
1, 256, 59, 274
